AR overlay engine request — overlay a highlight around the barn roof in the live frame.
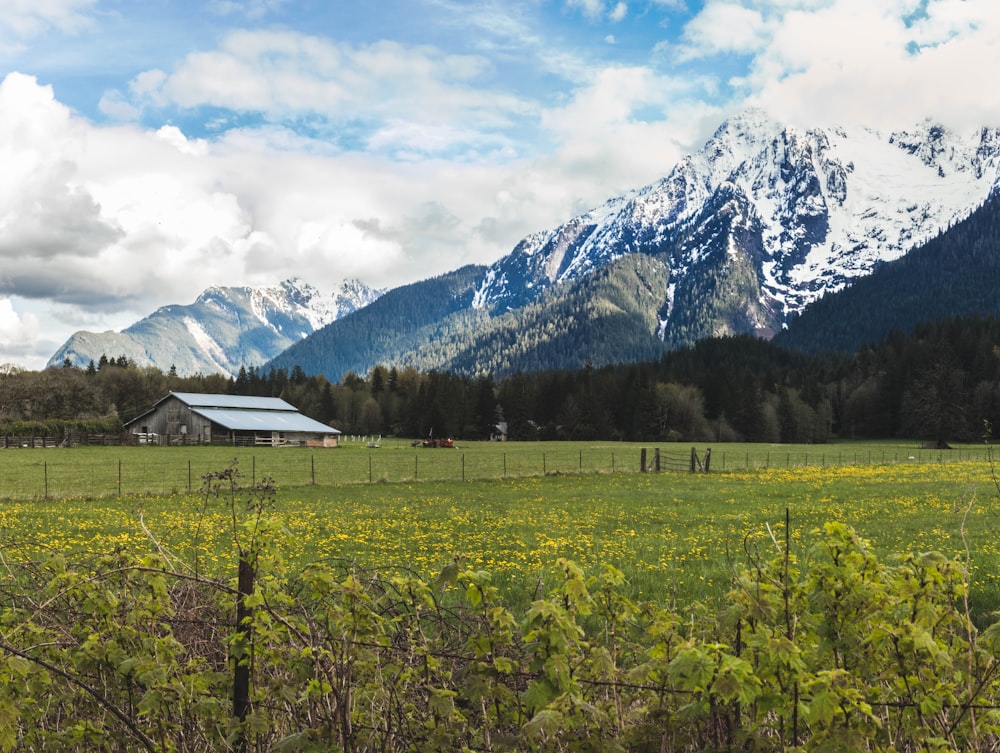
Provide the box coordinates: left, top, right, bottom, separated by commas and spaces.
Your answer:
190, 407, 339, 434
169, 392, 297, 411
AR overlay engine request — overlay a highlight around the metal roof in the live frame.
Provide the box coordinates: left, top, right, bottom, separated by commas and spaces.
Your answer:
191, 407, 340, 434
170, 392, 296, 411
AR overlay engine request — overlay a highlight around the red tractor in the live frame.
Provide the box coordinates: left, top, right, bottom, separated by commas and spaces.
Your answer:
421, 436, 454, 448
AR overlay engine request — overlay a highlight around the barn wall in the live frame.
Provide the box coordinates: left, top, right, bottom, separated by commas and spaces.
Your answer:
131, 396, 213, 441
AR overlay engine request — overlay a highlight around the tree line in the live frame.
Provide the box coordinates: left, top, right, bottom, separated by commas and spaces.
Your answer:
2, 313, 999, 445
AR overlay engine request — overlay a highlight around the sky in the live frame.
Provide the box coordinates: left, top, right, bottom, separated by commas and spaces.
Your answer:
0, 0, 998, 369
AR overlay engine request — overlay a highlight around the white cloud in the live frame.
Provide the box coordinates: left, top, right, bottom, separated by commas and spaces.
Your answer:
120, 31, 532, 157
677, 2, 769, 60
565, 0, 631, 22
0, 0, 96, 37
539, 65, 720, 206
0, 297, 41, 361
0, 71, 591, 367
739, 0, 1000, 129
566, 0, 607, 19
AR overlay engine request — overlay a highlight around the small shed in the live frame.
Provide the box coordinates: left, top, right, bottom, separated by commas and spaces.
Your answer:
125, 392, 341, 447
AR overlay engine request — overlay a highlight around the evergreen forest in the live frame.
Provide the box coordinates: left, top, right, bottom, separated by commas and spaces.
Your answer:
4, 314, 1000, 447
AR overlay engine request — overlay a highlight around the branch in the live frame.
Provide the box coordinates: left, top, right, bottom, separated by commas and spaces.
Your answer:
0, 639, 159, 753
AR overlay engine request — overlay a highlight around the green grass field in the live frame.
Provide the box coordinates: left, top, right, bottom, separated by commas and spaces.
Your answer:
0, 437, 989, 498
0, 439, 997, 619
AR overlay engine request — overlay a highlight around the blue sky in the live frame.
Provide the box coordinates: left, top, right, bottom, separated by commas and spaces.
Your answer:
0, 0, 997, 368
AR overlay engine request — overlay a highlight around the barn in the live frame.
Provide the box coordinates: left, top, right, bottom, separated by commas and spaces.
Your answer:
125, 392, 341, 447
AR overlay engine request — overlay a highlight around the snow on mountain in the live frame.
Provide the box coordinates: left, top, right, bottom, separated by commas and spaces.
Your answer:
473, 110, 1000, 339
47, 278, 384, 376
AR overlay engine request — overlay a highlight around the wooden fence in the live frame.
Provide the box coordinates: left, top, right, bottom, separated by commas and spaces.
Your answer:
640, 447, 712, 473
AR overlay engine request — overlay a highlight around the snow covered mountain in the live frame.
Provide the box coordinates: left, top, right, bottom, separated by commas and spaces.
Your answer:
473, 110, 1000, 345
47, 278, 383, 376
55, 110, 1000, 381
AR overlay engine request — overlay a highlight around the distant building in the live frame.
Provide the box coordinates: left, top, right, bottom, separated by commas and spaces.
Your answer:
125, 392, 340, 447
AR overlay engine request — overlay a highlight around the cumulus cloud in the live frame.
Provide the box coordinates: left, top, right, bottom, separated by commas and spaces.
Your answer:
539, 64, 719, 198
677, 2, 769, 60
0, 74, 123, 291
683, 0, 1000, 130
0, 69, 590, 364
0, 299, 38, 340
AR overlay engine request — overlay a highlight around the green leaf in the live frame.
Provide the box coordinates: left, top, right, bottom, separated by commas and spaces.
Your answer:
804, 687, 838, 726
523, 709, 562, 740
920, 694, 944, 716
667, 646, 714, 692
434, 562, 459, 592
711, 655, 760, 706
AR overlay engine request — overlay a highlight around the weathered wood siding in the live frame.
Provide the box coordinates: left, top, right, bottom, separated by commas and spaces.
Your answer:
131, 395, 212, 441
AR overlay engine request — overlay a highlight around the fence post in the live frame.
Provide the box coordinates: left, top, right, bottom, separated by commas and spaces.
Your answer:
703, 448, 711, 473
654, 448, 661, 472
462, 453, 466, 482
233, 556, 254, 753
311, 455, 315, 485
690, 447, 697, 473
640, 448, 647, 473
119, 458, 122, 497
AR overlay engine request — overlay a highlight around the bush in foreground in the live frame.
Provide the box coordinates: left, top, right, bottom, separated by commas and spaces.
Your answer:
1, 495, 999, 753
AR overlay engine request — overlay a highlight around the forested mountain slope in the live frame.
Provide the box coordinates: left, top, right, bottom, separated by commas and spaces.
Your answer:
267, 265, 487, 380
434, 254, 672, 375
776, 192, 1000, 354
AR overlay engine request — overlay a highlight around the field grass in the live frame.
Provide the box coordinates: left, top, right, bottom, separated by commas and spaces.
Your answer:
1, 439, 998, 619
0, 437, 989, 498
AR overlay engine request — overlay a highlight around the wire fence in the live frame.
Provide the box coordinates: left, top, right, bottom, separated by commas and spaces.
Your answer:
0, 438, 993, 501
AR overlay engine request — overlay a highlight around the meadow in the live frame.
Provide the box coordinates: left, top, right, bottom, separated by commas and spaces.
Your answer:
1, 438, 997, 616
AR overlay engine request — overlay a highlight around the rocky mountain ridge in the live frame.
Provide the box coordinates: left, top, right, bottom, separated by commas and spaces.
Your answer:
49, 110, 1000, 379
472, 110, 1000, 345
47, 278, 383, 376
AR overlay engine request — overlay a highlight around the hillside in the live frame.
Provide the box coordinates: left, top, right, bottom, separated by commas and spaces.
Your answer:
51, 110, 1000, 381
267, 265, 488, 379
269, 111, 1000, 380
776, 192, 1000, 353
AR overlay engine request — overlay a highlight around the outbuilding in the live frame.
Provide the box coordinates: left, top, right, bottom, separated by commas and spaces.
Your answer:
125, 392, 341, 447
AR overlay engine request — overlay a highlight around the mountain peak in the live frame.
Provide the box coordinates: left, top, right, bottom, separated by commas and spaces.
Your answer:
48, 278, 384, 376
472, 113, 1000, 337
